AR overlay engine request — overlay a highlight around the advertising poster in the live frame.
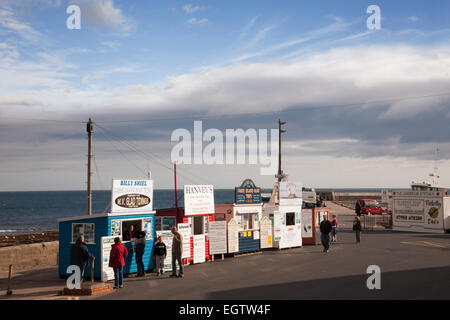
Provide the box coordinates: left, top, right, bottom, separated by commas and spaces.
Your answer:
227, 219, 239, 253
259, 216, 273, 249
208, 221, 227, 255
111, 179, 153, 213
101, 236, 118, 282
143, 217, 153, 240
279, 182, 302, 205
178, 223, 192, 259
193, 234, 206, 264
156, 231, 173, 271
184, 185, 215, 216
301, 210, 313, 238
110, 220, 121, 237
273, 211, 282, 241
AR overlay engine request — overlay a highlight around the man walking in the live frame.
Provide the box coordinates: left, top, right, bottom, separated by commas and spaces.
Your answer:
134, 231, 146, 277
320, 216, 333, 253
171, 227, 184, 278
70, 235, 94, 282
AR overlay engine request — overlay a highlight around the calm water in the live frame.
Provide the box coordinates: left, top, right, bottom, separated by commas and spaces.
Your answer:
0, 188, 382, 234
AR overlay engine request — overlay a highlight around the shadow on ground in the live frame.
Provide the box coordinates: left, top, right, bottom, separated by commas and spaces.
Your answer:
206, 266, 450, 300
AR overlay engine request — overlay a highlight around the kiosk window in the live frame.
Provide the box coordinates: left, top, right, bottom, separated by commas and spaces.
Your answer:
122, 220, 142, 241
72, 223, 95, 244
286, 212, 295, 226
193, 216, 204, 235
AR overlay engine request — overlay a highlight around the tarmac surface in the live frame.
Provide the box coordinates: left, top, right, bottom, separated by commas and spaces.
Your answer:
1, 202, 449, 300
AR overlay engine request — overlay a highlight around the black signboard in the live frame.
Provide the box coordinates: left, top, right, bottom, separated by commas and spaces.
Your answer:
115, 194, 151, 209
235, 179, 261, 204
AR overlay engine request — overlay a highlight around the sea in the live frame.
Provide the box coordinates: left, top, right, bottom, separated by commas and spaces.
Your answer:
0, 188, 383, 235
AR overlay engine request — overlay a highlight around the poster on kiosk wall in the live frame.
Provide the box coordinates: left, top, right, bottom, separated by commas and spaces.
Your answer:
184, 185, 215, 216
279, 182, 302, 205
111, 179, 153, 213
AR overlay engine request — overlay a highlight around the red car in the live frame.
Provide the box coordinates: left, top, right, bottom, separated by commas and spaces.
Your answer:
355, 199, 384, 215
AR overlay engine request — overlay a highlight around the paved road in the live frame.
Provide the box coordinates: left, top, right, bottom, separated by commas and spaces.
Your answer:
95, 229, 450, 300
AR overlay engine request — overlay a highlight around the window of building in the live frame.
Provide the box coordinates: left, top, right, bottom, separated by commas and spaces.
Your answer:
193, 216, 204, 235
122, 220, 142, 241
286, 212, 295, 226
155, 216, 176, 231
72, 223, 95, 244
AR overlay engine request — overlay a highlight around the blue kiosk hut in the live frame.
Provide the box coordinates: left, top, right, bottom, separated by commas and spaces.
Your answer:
58, 179, 156, 280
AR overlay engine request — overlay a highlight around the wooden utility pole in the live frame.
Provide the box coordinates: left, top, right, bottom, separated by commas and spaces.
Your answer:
87, 118, 93, 216
174, 162, 179, 222
277, 119, 287, 183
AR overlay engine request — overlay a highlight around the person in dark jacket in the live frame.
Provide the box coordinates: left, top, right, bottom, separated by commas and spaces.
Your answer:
320, 216, 333, 253
109, 237, 128, 289
353, 216, 362, 243
70, 235, 93, 282
355, 201, 362, 217
171, 227, 184, 278
123, 225, 135, 241
153, 236, 167, 276
134, 231, 146, 277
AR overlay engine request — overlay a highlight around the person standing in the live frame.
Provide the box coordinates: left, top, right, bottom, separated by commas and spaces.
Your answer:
171, 227, 184, 278
153, 236, 167, 276
320, 215, 333, 253
331, 214, 338, 242
134, 231, 146, 277
355, 201, 362, 217
353, 216, 362, 244
109, 237, 128, 289
70, 235, 94, 283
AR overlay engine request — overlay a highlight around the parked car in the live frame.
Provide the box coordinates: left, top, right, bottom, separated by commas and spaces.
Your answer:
355, 199, 384, 215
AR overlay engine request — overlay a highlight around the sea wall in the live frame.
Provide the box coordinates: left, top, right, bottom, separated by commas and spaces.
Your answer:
0, 241, 58, 272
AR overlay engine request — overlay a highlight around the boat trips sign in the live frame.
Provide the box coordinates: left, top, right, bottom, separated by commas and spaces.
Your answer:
235, 179, 261, 204
184, 185, 215, 216
111, 179, 154, 213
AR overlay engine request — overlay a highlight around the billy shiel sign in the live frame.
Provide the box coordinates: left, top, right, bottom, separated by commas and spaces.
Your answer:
184, 185, 215, 216
112, 179, 154, 213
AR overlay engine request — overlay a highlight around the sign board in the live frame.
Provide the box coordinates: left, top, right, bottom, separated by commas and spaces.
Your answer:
279, 182, 302, 205
227, 218, 239, 253
184, 185, 215, 216
101, 236, 119, 282
193, 234, 206, 264
259, 216, 273, 249
143, 217, 153, 240
235, 179, 261, 204
381, 189, 389, 203
178, 223, 192, 259
301, 209, 313, 238
111, 179, 153, 213
273, 211, 282, 241
110, 220, 121, 237
156, 231, 173, 271
208, 221, 227, 255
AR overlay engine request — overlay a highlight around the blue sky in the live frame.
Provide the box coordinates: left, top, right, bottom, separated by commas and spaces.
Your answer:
1, 0, 450, 191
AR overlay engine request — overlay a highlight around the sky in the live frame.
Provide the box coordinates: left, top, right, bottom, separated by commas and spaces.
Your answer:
1, 0, 450, 191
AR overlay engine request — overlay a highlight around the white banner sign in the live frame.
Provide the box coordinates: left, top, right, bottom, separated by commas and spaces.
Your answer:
184, 185, 215, 216
227, 219, 239, 253
208, 221, 227, 255
111, 179, 153, 213
273, 211, 282, 241
193, 234, 206, 264
156, 231, 173, 271
178, 223, 192, 259
101, 236, 119, 282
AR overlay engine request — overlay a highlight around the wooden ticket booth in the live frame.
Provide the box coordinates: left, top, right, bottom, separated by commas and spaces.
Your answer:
301, 207, 330, 245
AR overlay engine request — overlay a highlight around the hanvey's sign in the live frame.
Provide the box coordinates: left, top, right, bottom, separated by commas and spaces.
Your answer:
235, 179, 261, 205
184, 185, 215, 216
111, 179, 153, 213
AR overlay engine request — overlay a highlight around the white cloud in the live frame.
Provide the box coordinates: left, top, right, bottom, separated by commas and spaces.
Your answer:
408, 16, 420, 22
0, 7, 43, 43
240, 16, 259, 39
72, 0, 132, 31
187, 18, 209, 25
183, 3, 206, 15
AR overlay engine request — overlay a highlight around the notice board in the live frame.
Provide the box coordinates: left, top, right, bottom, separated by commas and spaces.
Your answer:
259, 216, 273, 249
227, 218, 239, 253
178, 223, 192, 259
193, 234, 206, 264
156, 231, 173, 271
208, 221, 227, 255
101, 236, 118, 282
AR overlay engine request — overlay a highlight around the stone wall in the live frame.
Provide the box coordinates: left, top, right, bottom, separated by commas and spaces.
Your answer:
0, 241, 58, 272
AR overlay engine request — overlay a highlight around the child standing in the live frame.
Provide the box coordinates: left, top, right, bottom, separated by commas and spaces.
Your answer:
331, 214, 338, 242
153, 236, 167, 276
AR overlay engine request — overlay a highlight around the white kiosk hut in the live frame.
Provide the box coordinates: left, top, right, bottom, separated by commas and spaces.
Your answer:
262, 181, 303, 249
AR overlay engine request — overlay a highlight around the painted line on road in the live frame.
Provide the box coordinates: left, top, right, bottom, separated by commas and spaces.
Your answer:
400, 241, 449, 249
